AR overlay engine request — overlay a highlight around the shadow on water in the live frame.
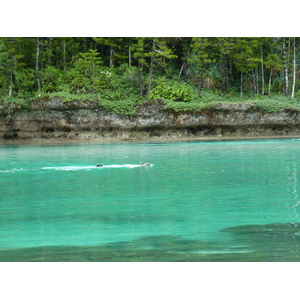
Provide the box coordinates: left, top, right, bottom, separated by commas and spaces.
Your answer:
1, 222, 300, 262
220, 222, 300, 261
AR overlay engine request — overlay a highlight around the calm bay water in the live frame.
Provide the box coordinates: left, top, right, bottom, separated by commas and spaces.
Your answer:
1, 139, 300, 261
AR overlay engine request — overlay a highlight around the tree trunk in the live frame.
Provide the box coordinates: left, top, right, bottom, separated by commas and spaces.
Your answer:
197, 70, 203, 96
268, 68, 272, 96
138, 60, 143, 97
128, 45, 131, 67
179, 62, 184, 78
163, 56, 167, 74
40, 38, 44, 70
184, 61, 188, 82
36, 37, 41, 92
292, 37, 296, 99
252, 68, 256, 95
9, 68, 13, 98
256, 68, 259, 95
283, 39, 289, 96
147, 38, 156, 98
62, 40, 66, 72
109, 46, 113, 68
83, 37, 87, 52
47, 37, 52, 65
179, 61, 188, 81
221, 54, 228, 95
240, 72, 243, 97
261, 44, 264, 95
179, 45, 190, 82
147, 55, 154, 98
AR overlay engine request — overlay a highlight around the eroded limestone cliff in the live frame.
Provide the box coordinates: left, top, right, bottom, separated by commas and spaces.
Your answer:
1, 98, 300, 141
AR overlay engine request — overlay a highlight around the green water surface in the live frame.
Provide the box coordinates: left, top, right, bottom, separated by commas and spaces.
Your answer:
1, 139, 300, 261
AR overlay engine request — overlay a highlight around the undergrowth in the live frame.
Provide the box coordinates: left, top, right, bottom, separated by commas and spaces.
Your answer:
160, 91, 300, 113
3, 90, 300, 117
2, 69, 300, 116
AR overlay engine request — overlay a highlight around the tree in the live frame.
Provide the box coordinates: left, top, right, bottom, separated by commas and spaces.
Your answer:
0, 40, 10, 96
146, 37, 177, 98
178, 38, 192, 81
0, 38, 25, 97
0, 36, 300, 103
283, 39, 289, 96
233, 38, 267, 96
147, 38, 156, 98
215, 37, 235, 95
132, 38, 148, 97
189, 37, 212, 96
35, 38, 41, 92
72, 49, 103, 92
265, 54, 283, 95
94, 37, 128, 68
291, 38, 297, 99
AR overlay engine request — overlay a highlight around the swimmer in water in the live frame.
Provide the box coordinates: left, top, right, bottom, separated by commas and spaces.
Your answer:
96, 164, 103, 167
140, 162, 151, 166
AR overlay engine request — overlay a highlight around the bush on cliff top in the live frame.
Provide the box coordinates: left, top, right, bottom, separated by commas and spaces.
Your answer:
149, 78, 198, 102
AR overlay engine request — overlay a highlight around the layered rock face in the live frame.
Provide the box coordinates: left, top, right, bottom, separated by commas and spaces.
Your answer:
1, 98, 300, 141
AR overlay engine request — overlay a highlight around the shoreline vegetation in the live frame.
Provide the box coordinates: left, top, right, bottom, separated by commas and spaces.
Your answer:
1, 37, 300, 112
2, 37, 300, 143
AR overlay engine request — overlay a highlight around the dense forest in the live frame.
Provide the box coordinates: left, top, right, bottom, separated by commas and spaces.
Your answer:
1, 37, 300, 115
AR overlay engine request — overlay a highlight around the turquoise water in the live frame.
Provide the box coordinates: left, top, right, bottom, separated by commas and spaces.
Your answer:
1, 139, 300, 261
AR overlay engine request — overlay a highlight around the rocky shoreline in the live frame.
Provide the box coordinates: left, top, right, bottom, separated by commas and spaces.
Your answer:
1, 98, 300, 144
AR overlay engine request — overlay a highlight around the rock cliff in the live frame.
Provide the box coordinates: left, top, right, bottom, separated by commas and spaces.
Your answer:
1, 98, 300, 141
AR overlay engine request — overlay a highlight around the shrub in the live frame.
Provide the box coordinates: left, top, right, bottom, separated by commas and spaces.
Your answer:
149, 79, 198, 102
99, 97, 145, 117
40, 66, 64, 93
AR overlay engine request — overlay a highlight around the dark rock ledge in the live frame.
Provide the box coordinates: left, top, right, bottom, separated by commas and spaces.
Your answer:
1, 98, 300, 142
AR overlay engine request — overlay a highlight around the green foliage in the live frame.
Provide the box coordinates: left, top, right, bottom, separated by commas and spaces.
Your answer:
161, 89, 222, 112
99, 97, 145, 117
2, 96, 31, 109
13, 68, 35, 98
73, 49, 103, 76
2, 37, 300, 117
41, 63, 145, 116
149, 78, 198, 102
189, 38, 212, 70
69, 49, 106, 92
265, 54, 283, 71
132, 38, 148, 66
203, 63, 221, 89
160, 89, 300, 113
233, 37, 262, 74
115, 64, 139, 87
0, 40, 9, 67
93, 37, 128, 66
40, 66, 64, 93
46, 91, 98, 102
96, 64, 144, 116
252, 95, 300, 112
151, 38, 177, 71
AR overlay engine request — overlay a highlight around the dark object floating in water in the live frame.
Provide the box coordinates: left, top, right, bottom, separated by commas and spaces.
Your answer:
96, 164, 103, 167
